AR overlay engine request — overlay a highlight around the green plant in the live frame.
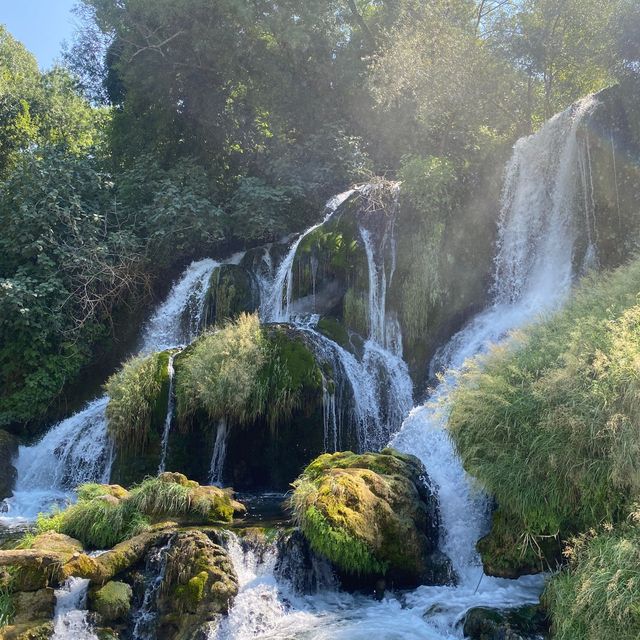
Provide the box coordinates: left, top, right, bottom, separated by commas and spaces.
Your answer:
449, 258, 640, 548
544, 517, 640, 640
0, 586, 14, 628
105, 351, 170, 455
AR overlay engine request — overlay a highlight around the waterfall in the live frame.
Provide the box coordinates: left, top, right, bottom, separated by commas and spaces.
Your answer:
208, 418, 230, 486
260, 190, 355, 323
1, 259, 219, 524
132, 538, 173, 640
157, 351, 179, 474
52, 577, 97, 640
217, 96, 596, 637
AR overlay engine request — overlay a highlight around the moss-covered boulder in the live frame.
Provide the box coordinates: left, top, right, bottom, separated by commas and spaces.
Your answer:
0, 621, 54, 640
0, 430, 17, 501
291, 449, 445, 587
155, 531, 238, 640
10, 589, 55, 625
171, 314, 328, 489
89, 581, 132, 623
477, 509, 562, 579
36, 475, 244, 551
462, 605, 549, 640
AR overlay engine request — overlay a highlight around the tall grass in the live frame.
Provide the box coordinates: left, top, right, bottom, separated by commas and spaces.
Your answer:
105, 351, 169, 454
176, 313, 321, 430
449, 258, 640, 542
544, 517, 640, 639
0, 587, 13, 627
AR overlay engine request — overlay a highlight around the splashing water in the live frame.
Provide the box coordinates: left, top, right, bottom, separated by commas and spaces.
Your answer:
52, 577, 98, 640
2, 259, 220, 524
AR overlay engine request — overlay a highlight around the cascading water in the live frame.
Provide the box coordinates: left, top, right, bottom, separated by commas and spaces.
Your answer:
218, 96, 597, 637
1, 258, 219, 524
52, 577, 98, 640
209, 418, 230, 486
157, 350, 179, 474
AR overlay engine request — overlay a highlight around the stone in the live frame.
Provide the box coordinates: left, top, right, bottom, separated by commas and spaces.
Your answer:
89, 581, 132, 623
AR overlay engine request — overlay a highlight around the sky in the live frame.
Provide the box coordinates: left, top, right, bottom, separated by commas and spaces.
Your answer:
1, 0, 77, 69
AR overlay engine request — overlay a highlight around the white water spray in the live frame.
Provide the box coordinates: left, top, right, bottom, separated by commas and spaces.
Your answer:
52, 577, 97, 640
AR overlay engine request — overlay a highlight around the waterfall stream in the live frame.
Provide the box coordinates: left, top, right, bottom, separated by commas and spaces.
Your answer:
1, 258, 221, 524
216, 96, 598, 638
52, 577, 97, 640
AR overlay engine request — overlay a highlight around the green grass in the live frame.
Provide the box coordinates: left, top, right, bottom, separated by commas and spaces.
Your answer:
176, 313, 322, 430
544, 517, 640, 640
105, 351, 170, 455
449, 257, 640, 549
36, 475, 236, 549
0, 587, 13, 627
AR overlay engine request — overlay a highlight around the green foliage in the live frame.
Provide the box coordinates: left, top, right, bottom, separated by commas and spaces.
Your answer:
544, 518, 640, 640
449, 258, 640, 545
176, 314, 322, 430
105, 351, 170, 455
35, 474, 237, 549
291, 449, 435, 580
398, 155, 457, 216
0, 586, 14, 627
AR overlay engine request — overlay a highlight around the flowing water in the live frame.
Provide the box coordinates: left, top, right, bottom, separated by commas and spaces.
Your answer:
157, 351, 179, 474
214, 96, 598, 638
1, 258, 220, 524
52, 577, 97, 640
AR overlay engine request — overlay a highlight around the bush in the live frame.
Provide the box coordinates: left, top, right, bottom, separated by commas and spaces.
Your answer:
36, 473, 239, 549
449, 258, 640, 548
176, 314, 322, 430
105, 351, 170, 455
544, 516, 640, 640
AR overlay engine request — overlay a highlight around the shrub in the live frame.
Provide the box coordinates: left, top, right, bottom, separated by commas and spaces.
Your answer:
105, 351, 170, 455
35, 474, 239, 549
544, 516, 640, 640
449, 258, 640, 549
176, 313, 322, 430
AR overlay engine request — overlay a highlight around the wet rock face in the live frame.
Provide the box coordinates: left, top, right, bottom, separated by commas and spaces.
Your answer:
153, 530, 238, 640
292, 448, 449, 589
462, 605, 549, 640
0, 430, 18, 501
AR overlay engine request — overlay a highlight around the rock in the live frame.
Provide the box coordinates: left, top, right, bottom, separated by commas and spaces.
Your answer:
3, 533, 84, 592
292, 448, 446, 588
0, 622, 54, 640
89, 581, 132, 623
0, 430, 17, 500
462, 605, 549, 639
154, 530, 238, 640
11, 589, 55, 625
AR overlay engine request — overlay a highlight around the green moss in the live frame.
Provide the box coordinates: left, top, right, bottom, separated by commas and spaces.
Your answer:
544, 518, 640, 640
90, 581, 132, 622
450, 258, 640, 548
342, 288, 369, 337
200, 265, 258, 329
105, 351, 170, 456
175, 571, 208, 611
35, 474, 241, 549
291, 449, 438, 584
317, 317, 350, 350
176, 314, 323, 432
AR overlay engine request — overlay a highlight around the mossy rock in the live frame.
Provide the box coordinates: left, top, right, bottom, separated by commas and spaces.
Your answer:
477, 509, 562, 579
10, 533, 84, 592
0, 621, 54, 640
292, 448, 444, 588
463, 605, 549, 639
200, 264, 259, 330
11, 589, 55, 625
0, 430, 17, 501
155, 530, 238, 640
89, 581, 132, 623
